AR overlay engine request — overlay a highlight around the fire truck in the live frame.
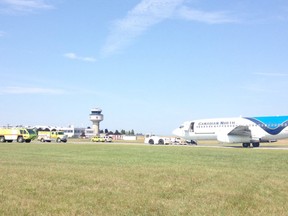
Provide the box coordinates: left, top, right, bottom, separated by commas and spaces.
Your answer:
0, 127, 37, 143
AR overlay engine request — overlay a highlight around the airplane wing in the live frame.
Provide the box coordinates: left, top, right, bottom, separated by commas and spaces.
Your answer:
217, 126, 251, 143
228, 126, 251, 137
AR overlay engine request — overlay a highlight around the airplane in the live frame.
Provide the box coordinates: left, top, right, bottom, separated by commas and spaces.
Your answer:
172, 116, 288, 148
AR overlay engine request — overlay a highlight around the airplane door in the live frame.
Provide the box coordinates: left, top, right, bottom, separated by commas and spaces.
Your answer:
190, 122, 194, 132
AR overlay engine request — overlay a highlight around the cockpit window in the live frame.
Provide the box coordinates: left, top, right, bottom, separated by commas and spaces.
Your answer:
179, 125, 184, 129
190, 122, 194, 132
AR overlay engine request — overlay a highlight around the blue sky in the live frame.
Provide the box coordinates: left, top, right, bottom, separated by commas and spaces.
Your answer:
0, 0, 288, 135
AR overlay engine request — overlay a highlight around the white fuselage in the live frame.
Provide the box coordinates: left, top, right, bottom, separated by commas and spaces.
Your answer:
173, 116, 288, 145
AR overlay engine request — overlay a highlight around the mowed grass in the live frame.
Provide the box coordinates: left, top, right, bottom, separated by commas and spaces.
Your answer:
0, 144, 288, 215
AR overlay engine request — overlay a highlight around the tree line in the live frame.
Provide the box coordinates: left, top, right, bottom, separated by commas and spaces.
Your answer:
99, 129, 136, 136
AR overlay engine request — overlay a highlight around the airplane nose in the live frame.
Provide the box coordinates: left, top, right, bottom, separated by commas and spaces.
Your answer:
172, 128, 182, 137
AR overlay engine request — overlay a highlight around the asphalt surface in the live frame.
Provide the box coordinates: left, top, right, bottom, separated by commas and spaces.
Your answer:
29, 140, 288, 150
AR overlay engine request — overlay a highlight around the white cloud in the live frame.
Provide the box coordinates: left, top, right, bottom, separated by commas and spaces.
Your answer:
0, 0, 53, 13
242, 85, 275, 93
0, 31, 6, 37
254, 72, 288, 77
101, 0, 238, 56
0, 86, 65, 95
64, 52, 96, 62
177, 6, 238, 24
102, 0, 184, 56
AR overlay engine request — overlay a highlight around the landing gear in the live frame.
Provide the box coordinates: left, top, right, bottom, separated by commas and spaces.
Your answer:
242, 142, 260, 148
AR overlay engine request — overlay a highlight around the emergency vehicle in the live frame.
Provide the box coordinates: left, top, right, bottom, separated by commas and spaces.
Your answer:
91, 135, 113, 142
91, 136, 105, 142
38, 130, 68, 143
0, 128, 37, 143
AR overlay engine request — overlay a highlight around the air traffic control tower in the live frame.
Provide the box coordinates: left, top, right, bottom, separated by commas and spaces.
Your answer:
89, 108, 104, 135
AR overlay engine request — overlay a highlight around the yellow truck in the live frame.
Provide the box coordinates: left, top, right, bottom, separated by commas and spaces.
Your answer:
91, 136, 105, 142
38, 131, 68, 143
0, 128, 37, 143
91, 135, 113, 142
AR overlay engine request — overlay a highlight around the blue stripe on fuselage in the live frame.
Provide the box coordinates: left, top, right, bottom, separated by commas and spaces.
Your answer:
245, 116, 288, 135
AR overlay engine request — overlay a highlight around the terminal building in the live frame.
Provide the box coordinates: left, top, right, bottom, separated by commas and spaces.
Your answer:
60, 125, 94, 138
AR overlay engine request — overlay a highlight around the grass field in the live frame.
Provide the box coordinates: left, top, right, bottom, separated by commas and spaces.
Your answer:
0, 143, 288, 215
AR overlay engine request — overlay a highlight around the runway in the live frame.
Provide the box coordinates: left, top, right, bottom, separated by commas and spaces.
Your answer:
187, 144, 288, 150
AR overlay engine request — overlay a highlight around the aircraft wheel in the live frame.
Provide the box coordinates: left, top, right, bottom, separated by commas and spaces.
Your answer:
149, 139, 154, 144
56, 138, 61, 143
242, 143, 250, 148
158, 139, 164, 145
252, 142, 260, 148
